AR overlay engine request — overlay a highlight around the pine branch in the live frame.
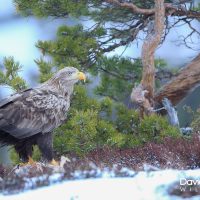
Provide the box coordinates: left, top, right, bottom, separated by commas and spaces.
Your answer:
106, 0, 200, 19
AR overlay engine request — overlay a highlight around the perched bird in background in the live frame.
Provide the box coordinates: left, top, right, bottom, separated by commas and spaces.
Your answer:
0, 67, 86, 165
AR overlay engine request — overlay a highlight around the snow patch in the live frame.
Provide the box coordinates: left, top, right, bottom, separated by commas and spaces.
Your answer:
1, 169, 200, 199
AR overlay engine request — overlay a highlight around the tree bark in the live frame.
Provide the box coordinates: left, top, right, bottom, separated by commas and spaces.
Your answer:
155, 53, 200, 106
131, 0, 165, 115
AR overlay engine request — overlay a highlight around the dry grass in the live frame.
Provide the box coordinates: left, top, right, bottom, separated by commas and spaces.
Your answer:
63, 134, 200, 171
1, 134, 200, 194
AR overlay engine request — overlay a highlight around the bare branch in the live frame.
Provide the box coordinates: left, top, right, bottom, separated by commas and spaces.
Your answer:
102, 19, 149, 52
155, 53, 200, 106
106, 0, 154, 15
106, 0, 200, 19
99, 66, 136, 80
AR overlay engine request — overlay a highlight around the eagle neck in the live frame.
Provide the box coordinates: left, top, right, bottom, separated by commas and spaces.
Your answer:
40, 79, 74, 98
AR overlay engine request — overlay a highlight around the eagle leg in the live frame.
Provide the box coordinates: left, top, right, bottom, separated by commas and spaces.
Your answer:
36, 132, 58, 165
14, 142, 33, 163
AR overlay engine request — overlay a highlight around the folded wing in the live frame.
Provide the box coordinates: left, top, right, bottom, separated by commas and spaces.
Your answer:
0, 88, 69, 139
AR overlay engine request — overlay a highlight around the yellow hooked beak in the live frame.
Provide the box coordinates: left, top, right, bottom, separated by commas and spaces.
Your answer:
77, 71, 86, 82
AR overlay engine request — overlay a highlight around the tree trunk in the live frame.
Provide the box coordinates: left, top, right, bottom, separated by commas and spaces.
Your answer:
155, 53, 200, 106
131, 0, 165, 115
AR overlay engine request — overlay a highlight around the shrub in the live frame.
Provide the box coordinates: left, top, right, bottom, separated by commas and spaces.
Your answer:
96, 120, 124, 148
54, 108, 126, 156
115, 103, 140, 134
54, 95, 181, 156
138, 114, 181, 143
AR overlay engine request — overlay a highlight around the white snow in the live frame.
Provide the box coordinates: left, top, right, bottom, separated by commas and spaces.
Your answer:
2, 169, 200, 200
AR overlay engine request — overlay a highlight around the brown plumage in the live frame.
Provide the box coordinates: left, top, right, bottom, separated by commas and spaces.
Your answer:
0, 67, 86, 163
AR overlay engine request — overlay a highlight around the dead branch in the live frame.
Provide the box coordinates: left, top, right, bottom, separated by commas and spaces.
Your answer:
155, 53, 200, 106
106, 0, 154, 15
106, 0, 200, 19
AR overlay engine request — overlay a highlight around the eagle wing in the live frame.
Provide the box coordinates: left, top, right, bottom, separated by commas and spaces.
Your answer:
0, 88, 69, 139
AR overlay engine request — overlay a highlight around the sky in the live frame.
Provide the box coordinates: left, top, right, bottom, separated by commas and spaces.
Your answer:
0, 1, 77, 87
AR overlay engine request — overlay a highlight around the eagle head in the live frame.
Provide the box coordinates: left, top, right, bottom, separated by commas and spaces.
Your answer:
45, 67, 86, 95
54, 67, 86, 84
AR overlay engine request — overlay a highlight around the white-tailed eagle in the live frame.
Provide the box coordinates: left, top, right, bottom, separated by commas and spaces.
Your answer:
0, 67, 86, 165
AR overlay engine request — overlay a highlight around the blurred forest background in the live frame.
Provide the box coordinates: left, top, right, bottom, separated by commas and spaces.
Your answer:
0, 0, 200, 164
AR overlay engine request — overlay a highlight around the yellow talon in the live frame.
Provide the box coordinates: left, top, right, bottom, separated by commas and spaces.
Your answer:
28, 156, 36, 165
18, 156, 36, 166
50, 159, 59, 166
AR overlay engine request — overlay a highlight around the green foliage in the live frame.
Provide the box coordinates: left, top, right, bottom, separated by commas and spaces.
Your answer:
96, 120, 124, 147
191, 3, 200, 11
35, 58, 54, 83
114, 105, 180, 147
35, 25, 100, 69
120, 134, 142, 148
154, 58, 167, 69
99, 97, 113, 118
91, 56, 167, 101
138, 114, 181, 143
72, 85, 101, 111
54, 85, 123, 155
54, 108, 124, 155
54, 109, 98, 155
0, 57, 27, 91
14, 0, 88, 17
93, 56, 142, 101
53, 86, 180, 156
115, 103, 140, 134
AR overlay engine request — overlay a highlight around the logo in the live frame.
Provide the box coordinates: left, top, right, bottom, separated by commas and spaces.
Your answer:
179, 178, 200, 192
180, 178, 200, 186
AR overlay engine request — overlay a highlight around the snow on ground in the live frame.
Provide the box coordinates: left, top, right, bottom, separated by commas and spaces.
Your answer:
1, 169, 200, 200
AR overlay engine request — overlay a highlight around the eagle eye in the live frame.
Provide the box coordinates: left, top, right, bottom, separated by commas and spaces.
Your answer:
68, 71, 73, 75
